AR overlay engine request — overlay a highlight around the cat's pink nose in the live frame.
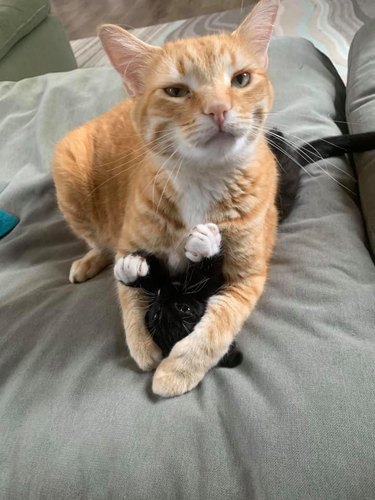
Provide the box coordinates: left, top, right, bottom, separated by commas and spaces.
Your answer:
203, 102, 230, 127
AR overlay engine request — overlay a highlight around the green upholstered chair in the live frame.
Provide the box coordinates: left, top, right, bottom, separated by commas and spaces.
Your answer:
0, 0, 76, 81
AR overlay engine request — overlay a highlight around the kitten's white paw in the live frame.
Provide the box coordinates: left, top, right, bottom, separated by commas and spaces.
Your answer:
114, 254, 149, 284
184, 223, 221, 262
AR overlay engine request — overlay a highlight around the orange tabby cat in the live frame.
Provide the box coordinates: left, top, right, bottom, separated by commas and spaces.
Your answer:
53, 0, 279, 397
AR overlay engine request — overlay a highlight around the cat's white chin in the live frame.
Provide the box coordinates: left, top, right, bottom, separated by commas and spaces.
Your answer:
201, 131, 236, 147
180, 134, 253, 166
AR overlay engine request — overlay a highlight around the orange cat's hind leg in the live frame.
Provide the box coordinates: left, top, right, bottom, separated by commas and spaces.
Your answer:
53, 130, 113, 284
69, 248, 113, 283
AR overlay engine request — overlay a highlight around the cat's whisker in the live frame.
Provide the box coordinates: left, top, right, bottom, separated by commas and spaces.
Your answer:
182, 261, 193, 292
103, 123, 198, 171
262, 127, 317, 167
249, 128, 313, 178
185, 277, 210, 294
88, 133, 181, 198
182, 322, 190, 334
250, 122, 357, 195
238, 111, 366, 144
274, 157, 287, 175
313, 163, 355, 195
262, 123, 357, 181
151, 153, 176, 206
263, 128, 340, 186
173, 158, 183, 184
297, 142, 356, 181
156, 156, 183, 218
155, 151, 179, 213
95, 124, 196, 171
276, 136, 356, 195
86, 141, 176, 199
94, 132, 174, 169
139, 161, 166, 199
262, 110, 365, 127
101, 132, 179, 173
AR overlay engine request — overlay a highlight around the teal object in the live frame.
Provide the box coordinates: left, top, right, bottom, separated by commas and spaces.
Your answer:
0, 210, 19, 238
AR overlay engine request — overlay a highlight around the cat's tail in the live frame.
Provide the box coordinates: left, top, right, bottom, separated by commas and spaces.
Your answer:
297, 131, 375, 167
217, 342, 243, 369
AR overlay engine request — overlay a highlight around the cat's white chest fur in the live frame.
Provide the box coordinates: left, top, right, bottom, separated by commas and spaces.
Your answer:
175, 169, 228, 228
179, 184, 213, 227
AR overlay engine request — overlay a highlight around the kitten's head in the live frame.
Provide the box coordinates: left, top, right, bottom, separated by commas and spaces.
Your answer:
99, 0, 278, 168
145, 280, 242, 368
145, 281, 206, 357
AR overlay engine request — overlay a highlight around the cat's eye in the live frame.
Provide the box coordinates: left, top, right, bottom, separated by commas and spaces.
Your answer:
231, 72, 251, 88
175, 303, 191, 314
164, 86, 190, 98
153, 312, 159, 322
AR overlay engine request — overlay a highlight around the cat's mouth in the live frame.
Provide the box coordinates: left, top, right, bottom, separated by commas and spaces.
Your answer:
201, 131, 236, 147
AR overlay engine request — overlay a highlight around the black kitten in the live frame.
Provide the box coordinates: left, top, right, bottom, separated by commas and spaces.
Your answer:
268, 128, 375, 220
121, 251, 243, 369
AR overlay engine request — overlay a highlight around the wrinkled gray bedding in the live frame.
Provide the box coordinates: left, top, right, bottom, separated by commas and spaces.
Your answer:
1, 29, 375, 499
347, 19, 375, 257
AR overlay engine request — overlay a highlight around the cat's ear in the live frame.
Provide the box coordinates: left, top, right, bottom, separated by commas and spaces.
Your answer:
98, 24, 161, 97
233, 0, 279, 68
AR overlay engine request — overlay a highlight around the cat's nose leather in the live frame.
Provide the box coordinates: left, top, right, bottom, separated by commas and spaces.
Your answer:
203, 102, 230, 128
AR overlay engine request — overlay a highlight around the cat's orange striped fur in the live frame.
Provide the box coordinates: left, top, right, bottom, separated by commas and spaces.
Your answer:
53, 0, 280, 397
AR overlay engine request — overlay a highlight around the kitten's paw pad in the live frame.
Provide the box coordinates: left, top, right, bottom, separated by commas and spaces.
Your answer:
114, 254, 149, 284
185, 223, 221, 262
130, 338, 162, 372
152, 355, 204, 397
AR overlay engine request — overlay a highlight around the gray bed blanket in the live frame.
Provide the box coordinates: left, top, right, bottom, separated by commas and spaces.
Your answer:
1, 33, 375, 499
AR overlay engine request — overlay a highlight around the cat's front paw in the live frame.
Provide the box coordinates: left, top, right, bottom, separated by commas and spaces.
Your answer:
185, 223, 221, 262
152, 353, 204, 397
114, 254, 149, 284
129, 336, 163, 372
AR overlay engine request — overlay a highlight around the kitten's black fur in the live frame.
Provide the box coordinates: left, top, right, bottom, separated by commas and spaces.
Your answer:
125, 251, 243, 368
121, 129, 375, 369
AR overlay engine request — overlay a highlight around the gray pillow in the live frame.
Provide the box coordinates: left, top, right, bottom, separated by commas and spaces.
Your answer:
346, 18, 375, 257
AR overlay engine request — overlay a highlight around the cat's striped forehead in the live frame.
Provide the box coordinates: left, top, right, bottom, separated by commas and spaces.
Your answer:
157, 35, 255, 89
